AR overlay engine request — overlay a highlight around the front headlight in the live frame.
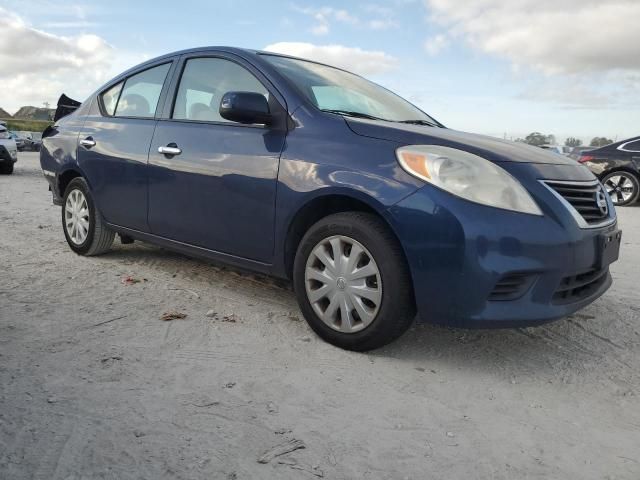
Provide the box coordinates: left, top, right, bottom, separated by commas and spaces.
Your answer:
396, 145, 542, 215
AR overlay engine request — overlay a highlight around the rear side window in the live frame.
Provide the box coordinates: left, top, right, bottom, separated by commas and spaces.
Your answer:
172, 58, 268, 123
101, 82, 123, 116
104, 63, 170, 118
622, 140, 640, 152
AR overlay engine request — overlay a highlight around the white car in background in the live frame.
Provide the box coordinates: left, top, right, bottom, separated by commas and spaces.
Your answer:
540, 144, 572, 156
0, 124, 18, 175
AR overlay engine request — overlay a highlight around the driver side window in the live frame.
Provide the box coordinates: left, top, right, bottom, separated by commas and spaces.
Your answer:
172, 57, 268, 123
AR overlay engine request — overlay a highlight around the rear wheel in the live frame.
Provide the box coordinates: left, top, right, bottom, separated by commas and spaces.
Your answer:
293, 212, 415, 351
0, 162, 14, 175
602, 171, 640, 206
62, 177, 114, 255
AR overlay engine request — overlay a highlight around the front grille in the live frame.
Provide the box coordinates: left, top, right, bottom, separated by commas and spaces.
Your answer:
544, 180, 609, 225
489, 273, 535, 301
552, 268, 608, 304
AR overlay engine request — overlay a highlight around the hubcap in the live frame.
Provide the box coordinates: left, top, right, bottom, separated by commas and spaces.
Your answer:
305, 235, 382, 333
64, 189, 90, 245
604, 174, 635, 205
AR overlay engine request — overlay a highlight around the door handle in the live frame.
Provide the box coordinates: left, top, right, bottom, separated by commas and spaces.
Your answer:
80, 137, 96, 148
158, 144, 182, 156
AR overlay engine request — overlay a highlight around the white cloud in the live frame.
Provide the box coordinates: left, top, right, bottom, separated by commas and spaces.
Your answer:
368, 19, 398, 30
293, 5, 359, 36
518, 84, 613, 110
0, 7, 145, 113
292, 4, 401, 34
425, 0, 640, 75
0, 9, 112, 76
517, 74, 640, 110
334, 9, 358, 24
424, 34, 448, 55
42, 21, 99, 29
263, 42, 398, 75
311, 23, 330, 36
363, 4, 394, 16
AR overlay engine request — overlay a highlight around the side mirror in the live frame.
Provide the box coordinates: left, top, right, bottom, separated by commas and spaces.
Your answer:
219, 91, 271, 125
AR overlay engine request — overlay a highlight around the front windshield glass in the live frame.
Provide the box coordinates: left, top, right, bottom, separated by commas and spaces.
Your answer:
262, 54, 439, 124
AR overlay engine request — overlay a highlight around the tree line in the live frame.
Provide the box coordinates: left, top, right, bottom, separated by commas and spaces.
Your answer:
515, 132, 613, 148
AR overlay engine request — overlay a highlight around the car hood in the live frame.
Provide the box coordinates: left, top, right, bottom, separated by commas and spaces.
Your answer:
346, 118, 577, 166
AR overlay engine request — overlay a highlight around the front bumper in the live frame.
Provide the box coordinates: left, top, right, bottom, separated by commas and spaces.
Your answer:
388, 167, 618, 328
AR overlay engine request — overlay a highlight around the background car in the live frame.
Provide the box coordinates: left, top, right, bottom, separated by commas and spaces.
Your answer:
539, 144, 571, 156
8, 131, 25, 151
0, 125, 18, 174
14, 131, 42, 151
578, 135, 640, 206
568, 146, 594, 161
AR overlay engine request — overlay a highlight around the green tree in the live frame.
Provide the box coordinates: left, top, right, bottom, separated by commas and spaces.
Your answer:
565, 137, 582, 147
524, 132, 549, 146
590, 137, 613, 147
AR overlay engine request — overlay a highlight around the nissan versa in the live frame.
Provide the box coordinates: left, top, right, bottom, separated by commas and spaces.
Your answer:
40, 47, 622, 351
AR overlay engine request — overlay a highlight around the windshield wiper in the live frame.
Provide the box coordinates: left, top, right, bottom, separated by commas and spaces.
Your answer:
320, 109, 387, 121
397, 119, 438, 127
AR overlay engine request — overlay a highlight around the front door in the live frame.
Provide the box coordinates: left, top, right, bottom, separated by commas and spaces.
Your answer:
147, 55, 286, 263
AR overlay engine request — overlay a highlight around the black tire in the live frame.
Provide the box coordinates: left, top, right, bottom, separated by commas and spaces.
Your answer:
602, 171, 640, 206
62, 177, 114, 255
0, 162, 14, 175
293, 212, 415, 351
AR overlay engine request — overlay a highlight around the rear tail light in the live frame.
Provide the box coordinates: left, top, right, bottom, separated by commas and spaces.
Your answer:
578, 155, 594, 163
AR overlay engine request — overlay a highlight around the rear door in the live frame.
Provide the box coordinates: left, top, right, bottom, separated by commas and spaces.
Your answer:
77, 60, 175, 231
619, 139, 640, 169
147, 53, 287, 262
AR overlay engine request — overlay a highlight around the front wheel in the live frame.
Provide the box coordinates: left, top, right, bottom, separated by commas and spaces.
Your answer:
293, 212, 415, 351
62, 177, 115, 255
0, 162, 14, 175
602, 171, 640, 206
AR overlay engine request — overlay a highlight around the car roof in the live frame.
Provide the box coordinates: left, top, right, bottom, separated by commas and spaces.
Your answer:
95, 46, 358, 106
126, 46, 350, 76
589, 135, 640, 152
619, 135, 640, 144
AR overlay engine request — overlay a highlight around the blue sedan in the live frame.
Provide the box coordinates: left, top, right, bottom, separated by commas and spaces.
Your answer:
40, 47, 621, 350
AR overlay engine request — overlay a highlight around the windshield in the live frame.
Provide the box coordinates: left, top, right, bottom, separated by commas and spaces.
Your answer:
262, 54, 440, 125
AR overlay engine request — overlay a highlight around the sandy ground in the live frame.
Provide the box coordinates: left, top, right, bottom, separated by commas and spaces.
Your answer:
1, 152, 639, 479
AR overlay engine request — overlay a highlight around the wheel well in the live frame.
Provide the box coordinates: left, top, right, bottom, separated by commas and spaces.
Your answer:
58, 170, 82, 197
600, 167, 640, 182
283, 195, 395, 279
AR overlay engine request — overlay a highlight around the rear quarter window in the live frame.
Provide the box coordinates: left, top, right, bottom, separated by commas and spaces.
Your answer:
621, 140, 640, 152
101, 82, 123, 116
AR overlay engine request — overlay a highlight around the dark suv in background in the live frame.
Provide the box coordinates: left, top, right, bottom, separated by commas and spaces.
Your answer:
578, 136, 640, 206
0, 125, 18, 175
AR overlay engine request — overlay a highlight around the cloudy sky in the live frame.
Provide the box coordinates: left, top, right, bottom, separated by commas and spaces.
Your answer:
1, 0, 638, 142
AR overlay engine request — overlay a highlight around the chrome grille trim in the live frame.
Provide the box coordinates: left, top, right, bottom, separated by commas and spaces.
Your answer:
540, 179, 615, 229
